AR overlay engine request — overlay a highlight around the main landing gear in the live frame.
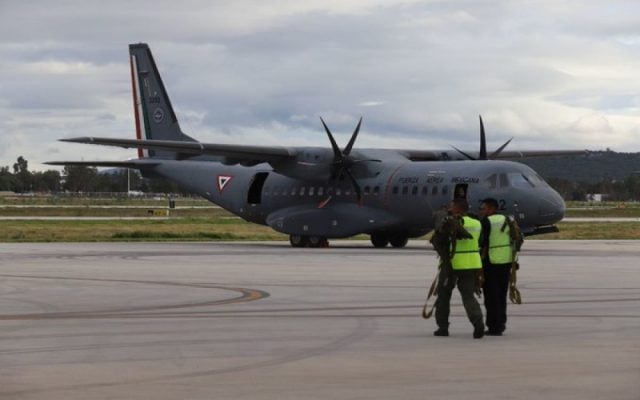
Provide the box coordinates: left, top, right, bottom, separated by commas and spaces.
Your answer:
370, 233, 409, 248
289, 233, 409, 248
289, 235, 329, 248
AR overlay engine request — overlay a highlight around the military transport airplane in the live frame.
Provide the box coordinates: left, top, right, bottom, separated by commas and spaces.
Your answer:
47, 43, 584, 248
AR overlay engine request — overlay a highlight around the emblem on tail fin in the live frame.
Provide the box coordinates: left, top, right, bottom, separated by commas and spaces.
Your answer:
217, 175, 233, 193
153, 107, 165, 124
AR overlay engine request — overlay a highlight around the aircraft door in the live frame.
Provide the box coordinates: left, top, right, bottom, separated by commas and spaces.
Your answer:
453, 184, 468, 200
247, 172, 269, 204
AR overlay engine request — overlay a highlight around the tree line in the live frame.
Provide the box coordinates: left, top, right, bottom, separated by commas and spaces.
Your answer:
0, 156, 179, 194
546, 175, 640, 202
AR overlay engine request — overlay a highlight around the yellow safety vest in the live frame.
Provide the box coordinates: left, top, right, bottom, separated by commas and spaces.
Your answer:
451, 216, 482, 270
488, 214, 514, 264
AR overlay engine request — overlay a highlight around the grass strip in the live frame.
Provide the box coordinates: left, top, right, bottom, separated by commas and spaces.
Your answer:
0, 219, 638, 242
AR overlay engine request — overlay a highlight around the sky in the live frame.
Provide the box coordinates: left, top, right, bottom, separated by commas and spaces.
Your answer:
1, 0, 640, 171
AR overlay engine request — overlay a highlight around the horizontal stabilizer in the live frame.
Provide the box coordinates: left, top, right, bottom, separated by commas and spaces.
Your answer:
44, 160, 159, 169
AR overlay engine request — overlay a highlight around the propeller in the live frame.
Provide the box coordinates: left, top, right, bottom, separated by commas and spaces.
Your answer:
452, 115, 513, 160
319, 117, 380, 204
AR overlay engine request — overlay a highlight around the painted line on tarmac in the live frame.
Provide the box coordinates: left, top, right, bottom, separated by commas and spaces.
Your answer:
0, 274, 270, 321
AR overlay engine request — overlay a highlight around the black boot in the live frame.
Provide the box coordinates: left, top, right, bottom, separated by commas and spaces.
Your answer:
473, 323, 484, 339
433, 327, 449, 337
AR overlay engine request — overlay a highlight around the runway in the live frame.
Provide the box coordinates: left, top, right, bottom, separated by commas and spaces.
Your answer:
1, 240, 638, 400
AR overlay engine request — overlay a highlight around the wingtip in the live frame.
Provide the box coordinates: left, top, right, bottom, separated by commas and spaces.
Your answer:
59, 137, 92, 143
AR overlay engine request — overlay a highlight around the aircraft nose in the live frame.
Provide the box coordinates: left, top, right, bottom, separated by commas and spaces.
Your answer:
539, 188, 565, 223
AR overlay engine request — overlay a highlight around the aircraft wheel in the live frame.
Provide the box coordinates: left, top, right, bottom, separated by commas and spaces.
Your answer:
307, 236, 325, 248
290, 235, 309, 248
370, 234, 389, 248
389, 235, 409, 248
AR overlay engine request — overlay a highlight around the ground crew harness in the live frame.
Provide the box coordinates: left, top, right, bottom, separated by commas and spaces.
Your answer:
490, 214, 524, 304
423, 215, 479, 319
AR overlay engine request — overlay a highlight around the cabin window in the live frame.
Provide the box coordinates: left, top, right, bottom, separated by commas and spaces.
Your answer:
364, 186, 371, 195
392, 186, 399, 195
412, 186, 418, 195
344, 188, 352, 196
291, 187, 297, 195
373, 186, 380, 195
442, 185, 448, 196
299, 187, 306, 196
422, 186, 429, 195
402, 186, 409, 195
309, 187, 315, 196
432, 186, 438, 195
318, 187, 324, 196
336, 188, 342, 196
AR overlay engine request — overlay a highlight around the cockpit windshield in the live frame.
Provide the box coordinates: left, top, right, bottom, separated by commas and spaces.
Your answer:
485, 172, 549, 189
508, 173, 534, 188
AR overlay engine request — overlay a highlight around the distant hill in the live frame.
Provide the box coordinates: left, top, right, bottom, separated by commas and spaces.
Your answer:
518, 151, 640, 183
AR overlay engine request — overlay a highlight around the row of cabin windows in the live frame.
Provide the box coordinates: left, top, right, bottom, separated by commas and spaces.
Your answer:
392, 185, 448, 196
263, 185, 449, 196
264, 186, 381, 196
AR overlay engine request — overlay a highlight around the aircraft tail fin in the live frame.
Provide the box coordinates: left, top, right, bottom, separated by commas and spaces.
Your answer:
129, 43, 195, 159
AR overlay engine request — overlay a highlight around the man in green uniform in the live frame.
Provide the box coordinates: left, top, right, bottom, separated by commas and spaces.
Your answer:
479, 198, 523, 336
432, 198, 485, 339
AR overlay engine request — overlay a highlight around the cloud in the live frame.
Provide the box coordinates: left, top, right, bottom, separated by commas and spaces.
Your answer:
358, 101, 386, 107
0, 1, 639, 170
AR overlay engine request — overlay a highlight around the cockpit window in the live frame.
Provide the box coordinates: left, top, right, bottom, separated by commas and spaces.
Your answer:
485, 174, 497, 189
487, 172, 544, 189
508, 173, 535, 188
528, 173, 547, 186
499, 173, 509, 188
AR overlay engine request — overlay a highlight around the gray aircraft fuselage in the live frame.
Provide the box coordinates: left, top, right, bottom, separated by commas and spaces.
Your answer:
149, 153, 564, 239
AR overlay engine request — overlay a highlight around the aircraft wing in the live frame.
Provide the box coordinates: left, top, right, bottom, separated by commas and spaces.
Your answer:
58, 137, 586, 165
494, 150, 588, 158
60, 137, 295, 163
400, 149, 586, 161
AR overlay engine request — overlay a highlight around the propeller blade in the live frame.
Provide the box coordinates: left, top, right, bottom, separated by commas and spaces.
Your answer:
490, 137, 513, 159
320, 117, 342, 159
343, 117, 363, 155
479, 115, 487, 160
343, 168, 363, 204
452, 146, 476, 161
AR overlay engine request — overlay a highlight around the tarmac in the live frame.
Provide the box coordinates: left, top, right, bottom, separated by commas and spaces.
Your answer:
0, 240, 638, 400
